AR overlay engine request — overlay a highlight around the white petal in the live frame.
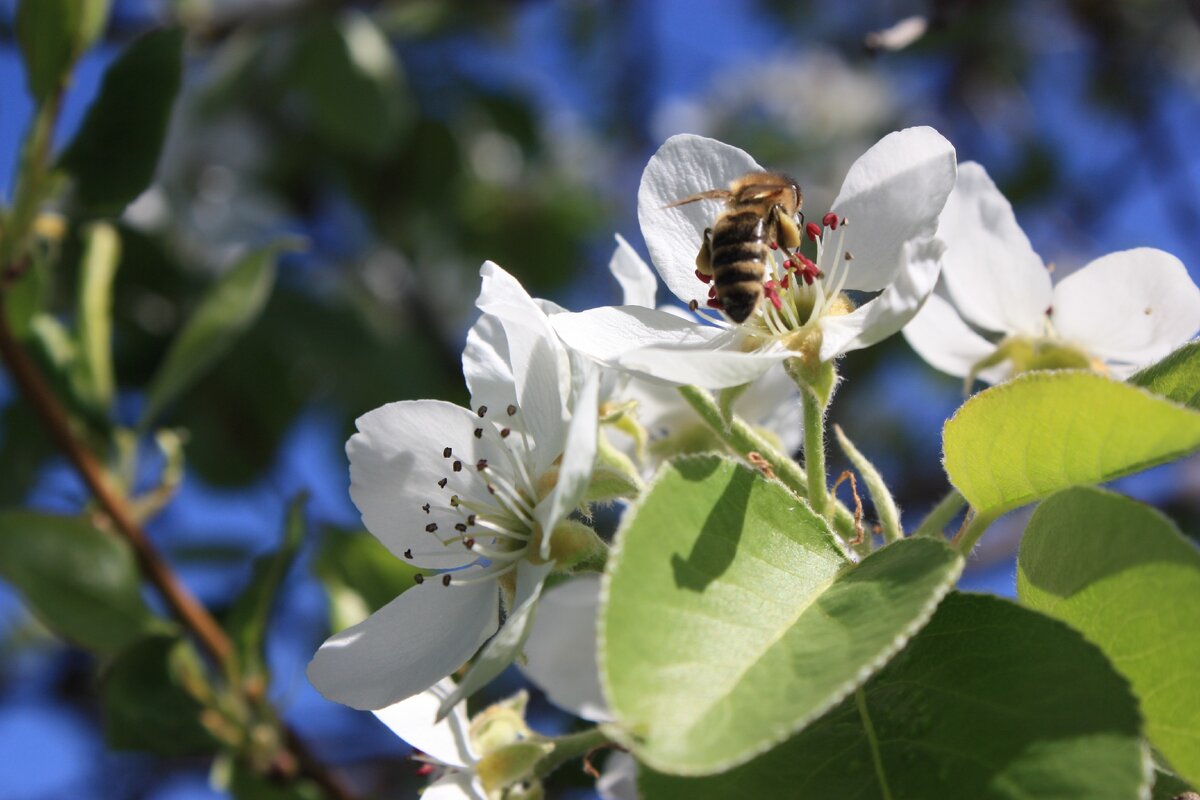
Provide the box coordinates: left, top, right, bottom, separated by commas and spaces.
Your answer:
476, 263, 572, 475
373, 678, 476, 768
1051, 248, 1200, 366
307, 578, 500, 710
936, 162, 1051, 335
463, 315, 513, 413
638, 134, 763, 307
423, 772, 487, 800
902, 291, 1009, 383
535, 366, 600, 552
609, 234, 658, 308
831, 127, 957, 292
518, 575, 610, 722
348, 401, 493, 570
733, 363, 803, 454
619, 339, 788, 389
552, 305, 725, 367
819, 238, 944, 360
597, 752, 640, 800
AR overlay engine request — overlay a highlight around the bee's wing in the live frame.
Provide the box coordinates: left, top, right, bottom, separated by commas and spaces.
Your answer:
733, 183, 793, 204
664, 189, 733, 208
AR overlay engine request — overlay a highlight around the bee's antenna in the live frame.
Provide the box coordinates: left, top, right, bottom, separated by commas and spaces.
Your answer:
664, 189, 733, 208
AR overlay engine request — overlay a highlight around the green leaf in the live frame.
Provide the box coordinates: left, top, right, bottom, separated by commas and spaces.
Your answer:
74, 222, 120, 410
59, 27, 183, 216
139, 246, 278, 429
226, 493, 308, 680
313, 529, 427, 632
602, 456, 963, 775
1018, 487, 1200, 786
288, 12, 407, 157
1152, 766, 1194, 800
0, 511, 158, 654
16, 0, 110, 103
227, 759, 323, 800
1130, 342, 1200, 409
101, 634, 217, 755
943, 371, 1200, 517
641, 593, 1150, 800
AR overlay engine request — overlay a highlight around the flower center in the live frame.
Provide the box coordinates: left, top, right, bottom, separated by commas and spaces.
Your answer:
693, 211, 856, 342
406, 403, 547, 586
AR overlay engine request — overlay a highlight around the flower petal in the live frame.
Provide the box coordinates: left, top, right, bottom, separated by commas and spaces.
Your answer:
463, 315, 513, 414
935, 161, 1051, 335
373, 678, 476, 768
638, 134, 763, 307
518, 575, 609, 722
476, 262, 571, 475
348, 400, 495, 570
733, 362, 803, 454
307, 577, 500, 710
902, 291, 1009, 383
434, 561, 554, 719
831, 126, 957, 292
535, 365, 600, 552
620, 339, 788, 389
1051, 248, 1200, 366
819, 237, 944, 360
423, 772, 487, 800
609, 234, 658, 308
552, 305, 725, 366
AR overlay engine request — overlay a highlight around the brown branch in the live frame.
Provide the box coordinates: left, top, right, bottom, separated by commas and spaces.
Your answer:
0, 301, 354, 800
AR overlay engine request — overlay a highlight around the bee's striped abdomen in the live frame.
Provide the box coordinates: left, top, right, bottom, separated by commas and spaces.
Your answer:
710, 209, 768, 323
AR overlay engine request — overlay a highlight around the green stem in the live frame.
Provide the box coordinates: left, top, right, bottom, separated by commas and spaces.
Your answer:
855, 686, 894, 800
913, 488, 966, 539
801, 387, 829, 517
677, 384, 860, 549
953, 507, 999, 554
1, 94, 61, 267
532, 727, 611, 781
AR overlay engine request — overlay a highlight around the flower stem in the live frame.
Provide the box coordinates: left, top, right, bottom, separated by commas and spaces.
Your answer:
913, 488, 966, 539
677, 385, 861, 548
801, 387, 829, 517
532, 727, 611, 781
952, 507, 999, 554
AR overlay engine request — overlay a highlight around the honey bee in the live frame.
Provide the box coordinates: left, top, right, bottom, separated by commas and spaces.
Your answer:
670, 172, 804, 323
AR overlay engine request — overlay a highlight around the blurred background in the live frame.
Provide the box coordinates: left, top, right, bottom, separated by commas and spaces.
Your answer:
1, 0, 1199, 797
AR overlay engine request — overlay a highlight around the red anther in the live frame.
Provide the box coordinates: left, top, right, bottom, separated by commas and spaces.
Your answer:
695, 269, 712, 284
781, 273, 790, 289
803, 272, 815, 286
795, 253, 818, 272
416, 763, 436, 777
706, 298, 724, 309
822, 212, 839, 229
783, 259, 794, 270
806, 222, 822, 241
708, 285, 718, 299
769, 241, 779, 250
1045, 306, 1053, 315
763, 281, 783, 310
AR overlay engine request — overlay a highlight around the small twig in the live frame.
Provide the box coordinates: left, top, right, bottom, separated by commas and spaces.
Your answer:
581, 742, 625, 780
831, 470, 864, 546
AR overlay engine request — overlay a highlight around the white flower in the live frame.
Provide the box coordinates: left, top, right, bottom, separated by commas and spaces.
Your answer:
551, 129, 957, 388
903, 162, 1200, 384
599, 236, 803, 464
307, 262, 600, 711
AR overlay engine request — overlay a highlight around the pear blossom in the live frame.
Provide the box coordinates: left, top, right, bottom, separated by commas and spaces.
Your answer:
903, 162, 1200, 385
307, 262, 600, 711
551, 129, 957, 389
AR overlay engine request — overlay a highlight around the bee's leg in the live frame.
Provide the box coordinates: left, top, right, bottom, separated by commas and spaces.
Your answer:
771, 205, 802, 251
695, 227, 715, 279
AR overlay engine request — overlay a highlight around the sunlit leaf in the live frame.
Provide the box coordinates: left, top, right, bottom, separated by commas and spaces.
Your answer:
101, 634, 217, 755
602, 455, 962, 775
139, 246, 278, 428
642, 593, 1149, 799
1130, 341, 1200, 409
59, 27, 183, 216
0, 511, 158, 654
1019, 487, 1200, 786
943, 371, 1200, 517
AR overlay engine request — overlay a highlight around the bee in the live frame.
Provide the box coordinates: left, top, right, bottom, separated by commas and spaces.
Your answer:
670, 172, 804, 323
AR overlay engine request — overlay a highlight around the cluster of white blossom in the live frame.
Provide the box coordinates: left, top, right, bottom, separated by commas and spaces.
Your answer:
308, 128, 1200, 798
